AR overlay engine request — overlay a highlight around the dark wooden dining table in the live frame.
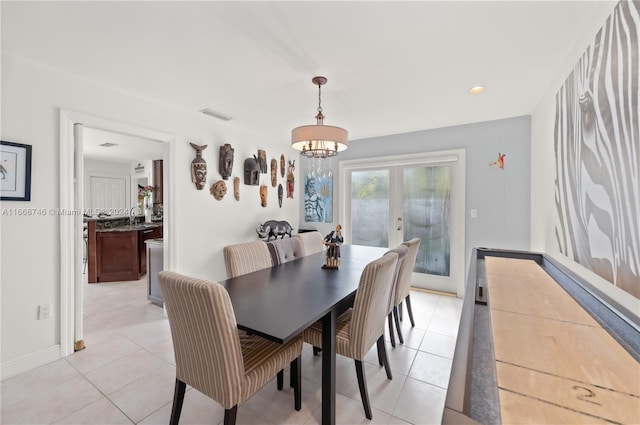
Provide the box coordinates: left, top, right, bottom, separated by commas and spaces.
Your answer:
217, 244, 388, 425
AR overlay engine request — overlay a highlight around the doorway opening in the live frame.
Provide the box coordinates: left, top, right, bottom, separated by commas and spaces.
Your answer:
60, 110, 174, 357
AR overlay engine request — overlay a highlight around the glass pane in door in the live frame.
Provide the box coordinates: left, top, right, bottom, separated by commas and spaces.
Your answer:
403, 166, 450, 276
351, 169, 389, 247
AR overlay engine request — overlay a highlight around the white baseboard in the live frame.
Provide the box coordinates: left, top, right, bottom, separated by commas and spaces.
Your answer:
1, 345, 61, 380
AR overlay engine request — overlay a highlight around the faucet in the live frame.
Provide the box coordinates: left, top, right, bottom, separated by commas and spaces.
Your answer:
129, 206, 143, 225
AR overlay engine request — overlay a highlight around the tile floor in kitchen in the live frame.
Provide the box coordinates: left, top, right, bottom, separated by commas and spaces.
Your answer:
1, 275, 462, 424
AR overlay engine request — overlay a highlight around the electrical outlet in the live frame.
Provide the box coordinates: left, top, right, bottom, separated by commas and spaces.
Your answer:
38, 304, 51, 320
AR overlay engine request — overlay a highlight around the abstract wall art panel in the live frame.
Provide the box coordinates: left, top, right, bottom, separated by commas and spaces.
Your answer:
554, 1, 640, 298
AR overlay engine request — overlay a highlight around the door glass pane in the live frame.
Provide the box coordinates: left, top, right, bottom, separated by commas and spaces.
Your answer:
404, 166, 450, 276
351, 170, 389, 247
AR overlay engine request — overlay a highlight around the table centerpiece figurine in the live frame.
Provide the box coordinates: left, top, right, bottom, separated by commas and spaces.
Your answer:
322, 224, 343, 269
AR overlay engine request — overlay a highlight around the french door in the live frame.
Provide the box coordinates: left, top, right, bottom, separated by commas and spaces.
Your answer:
341, 150, 465, 295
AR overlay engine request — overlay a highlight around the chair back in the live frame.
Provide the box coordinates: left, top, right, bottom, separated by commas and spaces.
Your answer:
384, 245, 409, 314
224, 240, 273, 278
349, 252, 399, 359
294, 231, 324, 255
267, 237, 305, 265
395, 238, 421, 304
158, 271, 244, 409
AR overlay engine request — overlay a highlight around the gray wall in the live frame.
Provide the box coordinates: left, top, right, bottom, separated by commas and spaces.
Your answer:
299, 115, 532, 274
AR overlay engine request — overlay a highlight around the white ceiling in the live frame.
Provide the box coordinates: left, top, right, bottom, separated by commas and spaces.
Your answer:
82, 127, 165, 162
2, 1, 616, 155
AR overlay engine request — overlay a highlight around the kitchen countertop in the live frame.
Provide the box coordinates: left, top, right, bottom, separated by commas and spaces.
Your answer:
84, 215, 135, 222
96, 223, 163, 233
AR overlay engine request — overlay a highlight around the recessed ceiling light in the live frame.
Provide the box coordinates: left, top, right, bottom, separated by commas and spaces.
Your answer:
469, 86, 485, 94
200, 108, 233, 121
99, 142, 118, 147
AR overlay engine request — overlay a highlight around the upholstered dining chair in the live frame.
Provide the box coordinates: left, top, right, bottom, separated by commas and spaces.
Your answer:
294, 231, 324, 256
223, 240, 273, 278
390, 238, 421, 344
158, 271, 303, 425
267, 237, 305, 265
302, 252, 399, 420
384, 245, 409, 348
223, 239, 295, 386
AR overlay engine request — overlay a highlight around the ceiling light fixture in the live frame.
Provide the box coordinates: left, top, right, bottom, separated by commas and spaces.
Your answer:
469, 86, 485, 94
291, 76, 348, 159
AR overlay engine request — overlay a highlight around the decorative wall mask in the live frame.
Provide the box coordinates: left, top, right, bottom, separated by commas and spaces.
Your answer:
190, 142, 208, 190
286, 160, 295, 198
210, 180, 227, 200
234, 176, 240, 201
244, 155, 260, 185
280, 154, 285, 178
270, 159, 277, 187
258, 149, 267, 173
260, 185, 268, 207
278, 184, 283, 208
219, 144, 234, 180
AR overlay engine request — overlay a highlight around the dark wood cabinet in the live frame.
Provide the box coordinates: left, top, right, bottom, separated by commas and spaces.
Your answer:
93, 224, 163, 282
96, 231, 139, 282
153, 160, 163, 205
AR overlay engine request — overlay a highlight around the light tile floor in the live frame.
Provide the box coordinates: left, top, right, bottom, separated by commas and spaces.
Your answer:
2, 276, 462, 424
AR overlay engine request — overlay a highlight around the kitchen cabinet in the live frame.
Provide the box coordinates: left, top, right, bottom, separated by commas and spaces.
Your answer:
153, 160, 163, 205
96, 230, 140, 282
92, 222, 163, 282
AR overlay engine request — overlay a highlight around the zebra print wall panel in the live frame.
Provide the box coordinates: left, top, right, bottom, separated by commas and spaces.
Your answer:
554, 0, 640, 299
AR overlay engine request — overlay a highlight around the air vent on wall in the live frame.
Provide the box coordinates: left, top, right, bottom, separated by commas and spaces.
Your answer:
200, 108, 233, 121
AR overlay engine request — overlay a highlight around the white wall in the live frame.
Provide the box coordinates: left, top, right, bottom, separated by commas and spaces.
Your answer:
531, 1, 639, 318
300, 116, 532, 275
0, 55, 299, 377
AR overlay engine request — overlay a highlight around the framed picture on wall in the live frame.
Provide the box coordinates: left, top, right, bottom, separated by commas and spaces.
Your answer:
1, 141, 32, 201
304, 175, 333, 222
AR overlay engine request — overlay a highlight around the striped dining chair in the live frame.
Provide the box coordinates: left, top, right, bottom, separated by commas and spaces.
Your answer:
384, 244, 409, 348
223, 240, 293, 386
223, 240, 273, 278
390, 238, 421, 344
159, 271, 303, 425
302, 252, 399, 420
294, 231, 324, 256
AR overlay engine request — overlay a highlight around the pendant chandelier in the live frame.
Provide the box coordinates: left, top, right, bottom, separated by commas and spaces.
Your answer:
291, 76, 348, 180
